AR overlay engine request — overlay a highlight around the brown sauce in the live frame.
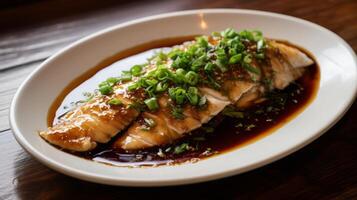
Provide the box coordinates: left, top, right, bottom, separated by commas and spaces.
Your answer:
48, 36, 320, 167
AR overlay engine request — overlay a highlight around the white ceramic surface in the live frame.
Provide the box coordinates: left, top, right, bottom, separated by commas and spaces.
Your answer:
10, 9, 357, 186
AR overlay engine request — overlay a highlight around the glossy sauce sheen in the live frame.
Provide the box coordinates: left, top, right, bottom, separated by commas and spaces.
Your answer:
49, 36, 320, 167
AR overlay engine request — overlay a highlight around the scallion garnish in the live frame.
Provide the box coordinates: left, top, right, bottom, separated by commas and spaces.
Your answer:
229, 54, 242, 64
215, 48, 228, 72
184, 71, 199, 85
242, 63, 261, 75
99, 84, 113, 95
204, 62, 215, 73
168, 87, 186, 104
175, 68, 186, 83
222, 106, 244, 118
172, 54, 190, 69
144, 97, 159, 111
186, 87, 199, 105
119, 72, 132, 81
155, 82, 168, 92
94, 28, 267, 112
196, 36, 209, 48
106, 77, 119, 86
173, 143, 190, 154
108, 98, 123, 106
130, 65, 143, 76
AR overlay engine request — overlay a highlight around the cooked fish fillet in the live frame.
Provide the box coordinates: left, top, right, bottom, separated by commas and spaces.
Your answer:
114, 80, 255, 150
39, 83, 140, 152
114, 41, 314, 150
114, 88, 232, 150
268, 41, 313, 89
236, 41, 314, 108
40, 30, 314, 153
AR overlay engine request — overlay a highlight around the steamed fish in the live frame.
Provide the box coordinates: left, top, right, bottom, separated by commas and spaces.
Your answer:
113, 33, 313, 150
40, 28, 314, 153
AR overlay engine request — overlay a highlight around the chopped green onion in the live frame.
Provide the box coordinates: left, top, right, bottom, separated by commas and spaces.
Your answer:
243, 54, 252, 63
252, 30, 263, 41
106, 77, 119, 86
127, 82, 140, 91
222, 107, 244, 118
144, 97, 159, 111
99, 84, 113, 95
229, 54, 242, 64
196, 36, 209, 48
130, 65, 143, 76
187, 45, 198, 56
145, 85, 156, 97
191, 54, 207, 71
229, 48, 238, 56
242, 63, 261, 75
175, 68, 186, 83
108, 98, 123, 106
204, 62, 215, 73
145, 78, 158, 86
186, 87, 199, 105
155, 67, 172, 81
98, 81, 108, 88
156, 82, 168, 92
184, 71, 199, 85
239, 30, 254, 41
221, 28, 238, 38
128, 102, 145, 111
215, 48, 228, 72
172, 55, 190, 69
246, 124, 256, 131
169, 87, 187, 104
119, 73, 132, 81
174, 143, 190, 154
95, 29, 268, 112
157, 51, 167, 59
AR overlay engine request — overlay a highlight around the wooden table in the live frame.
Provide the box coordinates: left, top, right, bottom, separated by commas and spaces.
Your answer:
1, 0, 356, 199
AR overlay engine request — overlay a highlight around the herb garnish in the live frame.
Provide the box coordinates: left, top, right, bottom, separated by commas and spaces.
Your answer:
95, 28, 267, 113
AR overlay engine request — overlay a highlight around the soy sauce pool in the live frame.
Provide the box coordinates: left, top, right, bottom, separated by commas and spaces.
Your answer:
49, 36, 320, 167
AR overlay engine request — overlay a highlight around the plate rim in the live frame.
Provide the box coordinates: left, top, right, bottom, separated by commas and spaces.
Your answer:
9, 8, 357, 186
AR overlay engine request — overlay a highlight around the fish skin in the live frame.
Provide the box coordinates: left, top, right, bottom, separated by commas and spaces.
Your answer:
114, 89, 232, 150
236, 41, 314, 108
39, 91, 140, 152
268, 41, 312, 89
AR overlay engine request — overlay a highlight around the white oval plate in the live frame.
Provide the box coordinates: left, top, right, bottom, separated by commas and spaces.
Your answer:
10, 9, 357, 186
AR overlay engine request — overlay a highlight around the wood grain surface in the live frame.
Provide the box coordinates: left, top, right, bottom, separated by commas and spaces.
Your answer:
0, 0, 356, 199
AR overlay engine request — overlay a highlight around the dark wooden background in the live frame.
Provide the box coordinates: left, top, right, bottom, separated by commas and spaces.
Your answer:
0, 0, 356, 199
